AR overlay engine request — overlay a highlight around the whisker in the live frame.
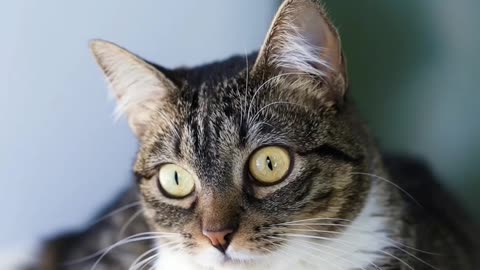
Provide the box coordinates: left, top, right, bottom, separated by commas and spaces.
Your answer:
246, 72, 307, 122
146, 243, 183, 270
64, 232, 177, 266
136, 254, 158, 270
90, 234, 179, 270
260, 241, 298, 267
278, 217, 355, 225
277, 223, 441, 256
249, 120, 275, 130
280, 233, 415, 270
249, 101, 306, 127
278, 227, 404, 252
350, 172, 423, 207
130, 247, 162, 270
271, 236, 373, 270
130, 250, 157, 270
264, 237, 346, 270
237, 83, 244, 128
243, 48, 249, 128
117, 209, 144, 239
129, 241, 179, 270
88, 201, 141, 226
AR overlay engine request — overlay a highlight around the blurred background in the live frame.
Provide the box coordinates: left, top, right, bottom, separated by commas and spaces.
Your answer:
322, 0, 480, 220
0, 0, 478, 253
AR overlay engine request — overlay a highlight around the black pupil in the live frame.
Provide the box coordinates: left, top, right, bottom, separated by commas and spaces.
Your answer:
174, 171, 179, 185
266, 156, 273, 171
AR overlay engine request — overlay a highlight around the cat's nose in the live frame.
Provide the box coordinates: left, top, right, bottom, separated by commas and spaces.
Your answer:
202, 228, 234, 252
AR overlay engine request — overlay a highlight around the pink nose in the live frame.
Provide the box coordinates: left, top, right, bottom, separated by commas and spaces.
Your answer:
202, 229, 234, 252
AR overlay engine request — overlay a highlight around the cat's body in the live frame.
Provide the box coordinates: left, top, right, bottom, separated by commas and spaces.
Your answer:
32, 1, 477, 269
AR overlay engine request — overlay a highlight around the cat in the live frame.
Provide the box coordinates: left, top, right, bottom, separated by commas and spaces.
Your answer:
32, 0, 478, 269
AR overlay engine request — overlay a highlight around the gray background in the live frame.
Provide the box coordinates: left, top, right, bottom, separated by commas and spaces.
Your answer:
0, 0, 478, 251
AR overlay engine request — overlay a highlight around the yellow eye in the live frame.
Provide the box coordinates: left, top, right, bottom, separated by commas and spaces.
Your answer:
249, 146, 291, 184
158, 164, 195, 198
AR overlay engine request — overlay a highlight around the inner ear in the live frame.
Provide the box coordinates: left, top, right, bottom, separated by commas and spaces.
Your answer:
90, 40, 178, 139
252, 0, 346, 101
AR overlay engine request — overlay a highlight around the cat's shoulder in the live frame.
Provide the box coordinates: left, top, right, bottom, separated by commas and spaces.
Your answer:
383, 154, 469, 220
383, 154, 479, 263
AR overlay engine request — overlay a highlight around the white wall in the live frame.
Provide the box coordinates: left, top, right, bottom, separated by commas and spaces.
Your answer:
0, 0, 276, 248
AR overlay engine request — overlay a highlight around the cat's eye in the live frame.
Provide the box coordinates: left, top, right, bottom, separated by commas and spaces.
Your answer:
158, 164, 195, 198
249, 146, 292, 185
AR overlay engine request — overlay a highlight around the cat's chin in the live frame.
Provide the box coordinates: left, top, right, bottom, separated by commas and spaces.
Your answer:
195, 248, 268, 269
157, 246, 271, 270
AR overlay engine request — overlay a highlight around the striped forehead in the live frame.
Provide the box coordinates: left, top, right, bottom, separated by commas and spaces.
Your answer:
177, 84, 241, 163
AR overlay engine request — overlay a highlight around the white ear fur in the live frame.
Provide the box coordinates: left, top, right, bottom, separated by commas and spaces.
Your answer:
90, 40, 176, 137
254, 0, 344, 81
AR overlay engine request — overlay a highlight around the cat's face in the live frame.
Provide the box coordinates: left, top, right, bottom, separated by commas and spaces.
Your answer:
133, 74, 370, 268
91, 0, 374, 268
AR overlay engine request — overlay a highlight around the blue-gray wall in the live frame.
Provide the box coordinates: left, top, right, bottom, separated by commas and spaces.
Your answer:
0, 0, 276, 248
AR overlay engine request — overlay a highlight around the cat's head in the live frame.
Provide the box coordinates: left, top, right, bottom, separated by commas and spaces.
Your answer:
91, 0, 375, 268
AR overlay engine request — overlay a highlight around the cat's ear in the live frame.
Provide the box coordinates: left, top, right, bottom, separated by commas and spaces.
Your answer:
90, 40, 177, 138
252, 0, 346, 106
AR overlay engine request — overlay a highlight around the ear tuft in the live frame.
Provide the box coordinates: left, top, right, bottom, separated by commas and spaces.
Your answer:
90, 39, 177, 138
268, 20, 334, 79
253, 0, 346, 88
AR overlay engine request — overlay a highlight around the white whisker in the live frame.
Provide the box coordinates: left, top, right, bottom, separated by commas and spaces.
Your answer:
243, 48, 249, 127
280, 233, 415, 270
278, 216, 355, 225
246, 72, 306, 122
129, 241, 179, 270
88, 201, 141, 226
90, 233, 179, 270
350, 172, 423, 207
237, 83, 244, 128
277, 223, 441, 256
265, 237, 346, 270
271, 236, 372, 270
248, 101, 305, 127
118, 209, 144, 239
64, 232, 177, 266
